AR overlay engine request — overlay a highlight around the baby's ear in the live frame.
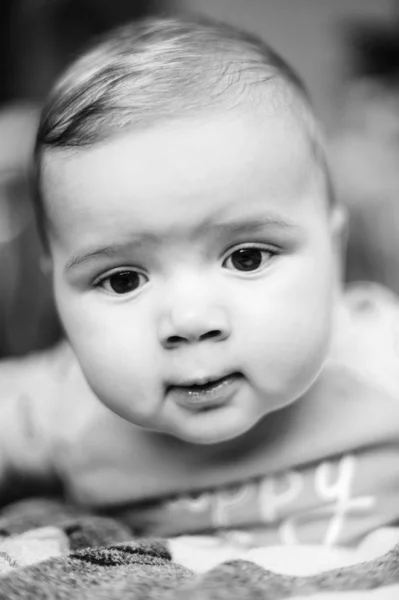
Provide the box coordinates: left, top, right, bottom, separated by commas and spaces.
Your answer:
40, 254, 53, 277
330, 203, 348, 243
330, 203, 348, 278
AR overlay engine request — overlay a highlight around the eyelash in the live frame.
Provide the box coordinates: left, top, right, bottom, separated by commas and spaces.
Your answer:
93, 268, 148, 295
222, 242, 279, 272
93, 243, 279, 295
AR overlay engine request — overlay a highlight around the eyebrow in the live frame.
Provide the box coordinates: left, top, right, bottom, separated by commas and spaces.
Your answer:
211, 215, 296, 236
65, 235, 157, 272
65, 214, 298, 272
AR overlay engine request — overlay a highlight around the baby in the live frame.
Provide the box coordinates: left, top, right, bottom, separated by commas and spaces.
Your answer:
1, 15, 399, 566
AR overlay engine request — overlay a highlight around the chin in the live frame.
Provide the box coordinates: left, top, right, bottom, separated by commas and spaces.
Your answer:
171, 415, 260, 446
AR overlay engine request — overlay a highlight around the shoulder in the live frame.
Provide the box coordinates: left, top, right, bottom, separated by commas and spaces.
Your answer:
0, 341, 103, 452
344, 281, 399, 339
345, 280, 399, 310
336, 282, 399, 396
0, 340, 74, 390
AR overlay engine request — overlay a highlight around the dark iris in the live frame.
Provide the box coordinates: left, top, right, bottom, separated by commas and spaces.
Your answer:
230, 248, 264, 271
109, 271, 141, 294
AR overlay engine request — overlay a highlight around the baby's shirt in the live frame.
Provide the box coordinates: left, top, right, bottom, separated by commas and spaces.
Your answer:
1, 282, 399, 547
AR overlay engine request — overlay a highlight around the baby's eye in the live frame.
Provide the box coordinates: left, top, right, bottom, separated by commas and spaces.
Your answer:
96, 270, 148, 295
223, 246, 276, 272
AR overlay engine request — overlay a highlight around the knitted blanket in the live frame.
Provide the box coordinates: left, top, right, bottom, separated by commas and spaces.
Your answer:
0, 498, 398, 599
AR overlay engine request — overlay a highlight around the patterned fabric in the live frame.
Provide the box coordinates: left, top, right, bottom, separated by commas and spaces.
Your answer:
0, 498, 398, 599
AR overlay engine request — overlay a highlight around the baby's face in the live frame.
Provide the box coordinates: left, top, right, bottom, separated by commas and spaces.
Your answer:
43, 109, 337, 444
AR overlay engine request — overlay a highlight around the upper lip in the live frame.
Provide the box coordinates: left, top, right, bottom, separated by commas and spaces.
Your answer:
166, 372, 238, 389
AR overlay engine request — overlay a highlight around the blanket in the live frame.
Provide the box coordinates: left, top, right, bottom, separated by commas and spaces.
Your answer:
0, 498, 398, 599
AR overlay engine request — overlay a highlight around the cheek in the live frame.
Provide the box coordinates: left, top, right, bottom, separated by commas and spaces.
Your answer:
235, 258, 334, 391
55, 289, 159, 397
65, 318, 161, 426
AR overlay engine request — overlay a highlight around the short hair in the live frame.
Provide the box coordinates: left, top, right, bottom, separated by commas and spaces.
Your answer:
33, 13, 329, 248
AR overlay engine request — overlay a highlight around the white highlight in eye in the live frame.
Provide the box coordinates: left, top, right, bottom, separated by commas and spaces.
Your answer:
222, 243, 278, 272
94, 268, 149, 295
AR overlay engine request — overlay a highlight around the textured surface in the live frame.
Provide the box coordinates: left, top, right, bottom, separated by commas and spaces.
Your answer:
0, 499, 398, 598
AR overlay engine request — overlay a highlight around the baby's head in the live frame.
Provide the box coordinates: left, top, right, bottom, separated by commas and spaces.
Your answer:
34, 15, 343, 444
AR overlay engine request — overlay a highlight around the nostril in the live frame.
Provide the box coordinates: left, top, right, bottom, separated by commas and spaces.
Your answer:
199, 329, 222, 341
167, 335, 186, 347
165, 330, 222, 347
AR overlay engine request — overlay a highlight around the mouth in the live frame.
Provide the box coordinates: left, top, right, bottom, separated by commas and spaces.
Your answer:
166, 372, 243, 411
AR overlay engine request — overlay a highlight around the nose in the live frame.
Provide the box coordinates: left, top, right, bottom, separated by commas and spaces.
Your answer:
158, 302, 231, 349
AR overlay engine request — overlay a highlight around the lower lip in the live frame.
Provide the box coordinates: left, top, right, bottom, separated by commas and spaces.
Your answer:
168, 373, 243, 411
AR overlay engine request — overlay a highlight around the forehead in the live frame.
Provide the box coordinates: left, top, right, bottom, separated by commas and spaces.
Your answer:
42, 109, 323, 247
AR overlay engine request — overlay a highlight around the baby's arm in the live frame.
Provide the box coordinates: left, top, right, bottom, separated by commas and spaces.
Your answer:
0, 342, 76, 505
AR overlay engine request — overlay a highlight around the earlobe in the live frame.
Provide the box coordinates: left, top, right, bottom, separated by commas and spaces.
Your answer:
40, 254, 53, 276
330, 203, 348, 280
331, 203, 348, 247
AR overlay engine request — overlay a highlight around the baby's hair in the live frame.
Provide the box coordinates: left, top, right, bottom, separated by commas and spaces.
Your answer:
33, 13, 330, 248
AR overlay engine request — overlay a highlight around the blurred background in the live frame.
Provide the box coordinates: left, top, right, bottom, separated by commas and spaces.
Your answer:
1, 0, 399, 358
